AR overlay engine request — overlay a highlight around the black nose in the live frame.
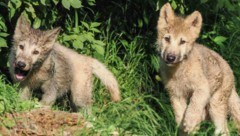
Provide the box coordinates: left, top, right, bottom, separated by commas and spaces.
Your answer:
166, 54, 176, 63
17, 61, 26, 69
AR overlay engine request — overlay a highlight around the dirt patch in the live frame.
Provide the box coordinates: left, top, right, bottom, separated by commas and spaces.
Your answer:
0, 108, 87, 135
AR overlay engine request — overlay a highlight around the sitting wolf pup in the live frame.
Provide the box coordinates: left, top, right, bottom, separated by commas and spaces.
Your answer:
9, 15, 121, 112
157, 3, 240, 135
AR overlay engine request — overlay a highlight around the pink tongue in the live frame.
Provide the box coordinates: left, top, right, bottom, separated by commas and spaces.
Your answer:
15, 73, 25, 80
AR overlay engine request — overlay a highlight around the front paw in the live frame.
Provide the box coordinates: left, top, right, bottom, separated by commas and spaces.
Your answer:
183, 113, 201, 134
20, 94, 30, 100
19, 90, 31, 100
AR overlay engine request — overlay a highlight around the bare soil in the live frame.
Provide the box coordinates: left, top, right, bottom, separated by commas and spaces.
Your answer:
0, 108, 86, 136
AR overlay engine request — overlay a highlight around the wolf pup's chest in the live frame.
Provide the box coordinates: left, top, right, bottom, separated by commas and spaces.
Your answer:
21, 63, 54, 89
162, 64, 193, 96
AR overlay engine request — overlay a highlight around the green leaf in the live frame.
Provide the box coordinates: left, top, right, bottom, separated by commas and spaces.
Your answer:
73, 27, 80, 33
83, 33, 94, 41
32, 1, 40, 6
0, 18, 7, 32
90, 22, 101, 28
155, 75, 161, 81
53, 0, 59, 5
70, 0, 82, 9
25, 3, 36, 18
94, 40, 105, 46
93, 44, 105, 56
33, 17, 41, 29
8, 2, 16, 19
0, 37, 7, 47
200, 0, 208, 3
0, 32, 9, 37
179, 5, 185, 14
11, 0, 22, 9
90, 28, 100, 33
73, 39, 83, 49
213, 36, 227, 46
171, 1, 177, 10
156, 1, 160, 11
120, 40, 128, 46
40, 0, 46, 5
62, 34, 78, 41
78, 34, 86, 42
87, 0, 95, 6
62, 0, 70, 10
137, 19, 143, 28
81, 21, 89, 29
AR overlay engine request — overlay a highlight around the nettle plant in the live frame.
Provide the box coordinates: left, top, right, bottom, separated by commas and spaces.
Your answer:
0, 0, 104, 61
0, 16, 8, 50
59, 18, 105, 60
59, 0, 106, 59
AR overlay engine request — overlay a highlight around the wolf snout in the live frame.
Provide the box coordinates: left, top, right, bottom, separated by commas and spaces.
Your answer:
16, 61, 26, 69
166, 53, 176, 63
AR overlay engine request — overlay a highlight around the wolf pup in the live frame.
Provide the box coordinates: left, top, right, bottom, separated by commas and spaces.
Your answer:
157, 3, 240, 135
9, 15, 121, 112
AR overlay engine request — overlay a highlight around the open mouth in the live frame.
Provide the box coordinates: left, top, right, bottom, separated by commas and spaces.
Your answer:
14, 67, 30, 81
164, 59, 180, 66
165, 60, 177, 64
165, 61, 176, 66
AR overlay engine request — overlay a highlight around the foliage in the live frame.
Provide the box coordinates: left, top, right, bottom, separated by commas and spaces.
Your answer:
0, 75, 37, 115
0, 0, 240, 135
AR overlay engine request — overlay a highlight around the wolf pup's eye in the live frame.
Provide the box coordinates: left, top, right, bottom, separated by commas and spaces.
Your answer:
164, 36, 170, 43
180, 39, 186, 45
19, 45, 24, 50
33, 50, 39, 55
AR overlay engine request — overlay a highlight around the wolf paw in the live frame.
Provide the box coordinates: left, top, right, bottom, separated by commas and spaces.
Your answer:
183, 113, 201, 134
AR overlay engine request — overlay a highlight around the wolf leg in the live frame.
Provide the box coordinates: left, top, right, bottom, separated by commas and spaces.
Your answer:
229, 88, 240, 134
40, 81, 57, 106
19, 86, 32, 100
209, 89, 230, 136
170, 95, 187, 126
70, 72, 93, 113
170, 95, 188, 136
183, 81, 210, 134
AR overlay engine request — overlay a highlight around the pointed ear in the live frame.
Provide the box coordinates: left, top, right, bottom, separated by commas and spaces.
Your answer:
157, 3, 175, 38
43, 27, 61, 47
185, 11, 202, 39
14, 15, 31, 41
158, 3, 175, 29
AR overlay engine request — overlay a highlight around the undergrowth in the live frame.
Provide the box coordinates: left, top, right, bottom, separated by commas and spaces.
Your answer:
0, 76, 37, 115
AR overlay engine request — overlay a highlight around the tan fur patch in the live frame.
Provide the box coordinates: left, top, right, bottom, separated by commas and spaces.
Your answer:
9, 15, 121, 113
157, 3, 240, 135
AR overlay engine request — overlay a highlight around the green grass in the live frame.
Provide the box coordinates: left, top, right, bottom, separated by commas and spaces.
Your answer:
0, 75, 38, 130
0, 76, 37, 115
1, 22, 240, 136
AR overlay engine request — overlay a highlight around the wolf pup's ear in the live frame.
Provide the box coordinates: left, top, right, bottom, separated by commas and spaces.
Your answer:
157, 3, 175, 38
14, 15, 31, 41
185, 11, 202, 39
43, 27, 61, 48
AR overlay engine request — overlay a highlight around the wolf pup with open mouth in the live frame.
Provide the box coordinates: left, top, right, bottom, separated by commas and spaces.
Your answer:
157, 3, 240, 135
9, 15, 121, 112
